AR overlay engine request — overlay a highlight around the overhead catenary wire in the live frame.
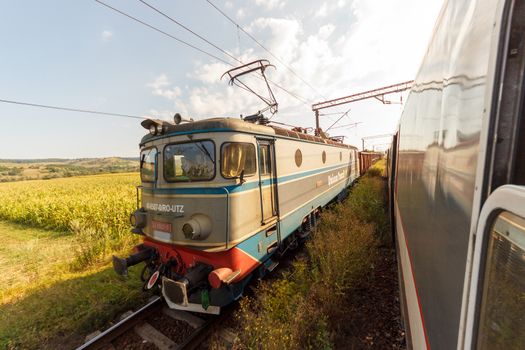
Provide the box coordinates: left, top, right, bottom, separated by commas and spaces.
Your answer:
96, 0, 310, 107
0, 98, 147, 120
94, 0, 231, 65
136, 0, 309, 106
325, 108, 351, 132
205, 0, 326, 100
329, 122, 362, 130
320, 111, 351, 116
138, 0, 241, 66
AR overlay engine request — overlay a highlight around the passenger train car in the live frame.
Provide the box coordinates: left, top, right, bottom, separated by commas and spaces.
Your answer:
389, 0, 525, 349
114, 116, 359, 314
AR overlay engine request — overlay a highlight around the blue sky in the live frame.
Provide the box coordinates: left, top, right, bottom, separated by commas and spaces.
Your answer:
0, 0, 442, 158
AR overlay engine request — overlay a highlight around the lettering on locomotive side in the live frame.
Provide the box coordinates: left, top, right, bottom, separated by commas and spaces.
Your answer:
145, 202, 185, 214
328, 170, 346, 187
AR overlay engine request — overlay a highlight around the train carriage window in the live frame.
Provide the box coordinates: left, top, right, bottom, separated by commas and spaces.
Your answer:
340, 151, 342, 161
140, 147, 157, 182
164, 141, 215, 182
221, 142, 256, 178
295, 149, 302, 167
477, 211, 525, 349
322, 151, 327, 164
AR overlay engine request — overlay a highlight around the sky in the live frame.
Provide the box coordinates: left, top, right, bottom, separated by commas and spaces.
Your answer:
0, 0, 443, 158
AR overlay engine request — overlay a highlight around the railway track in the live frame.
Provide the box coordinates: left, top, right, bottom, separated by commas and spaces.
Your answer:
77, 296, 234, 350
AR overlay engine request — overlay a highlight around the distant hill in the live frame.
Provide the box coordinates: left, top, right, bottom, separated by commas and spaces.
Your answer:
0, 157, 139, 182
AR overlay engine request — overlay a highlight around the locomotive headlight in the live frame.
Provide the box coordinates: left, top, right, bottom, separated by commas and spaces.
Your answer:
130, 209, 147, 228
156, 124, 164, 135
149, 125, 157, 135
182, 214, 212, 240
182, 223, 194, 239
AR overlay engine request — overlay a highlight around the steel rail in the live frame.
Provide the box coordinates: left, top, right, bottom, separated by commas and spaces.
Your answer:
76, 296, 230, 350
76, 296, 163, 350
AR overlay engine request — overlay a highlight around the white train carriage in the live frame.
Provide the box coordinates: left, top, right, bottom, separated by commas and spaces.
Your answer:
389, 0, 525, 348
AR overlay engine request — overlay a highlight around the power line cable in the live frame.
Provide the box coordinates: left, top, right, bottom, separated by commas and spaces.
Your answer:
0, 98, 146, 120
320, 111, 350, 116
138, 0, 241, 65
325, 108, 351, 132
205, 0, 326, 100
136, 0, 310, 106
329, 122, 362, 130
94, 0, 310, 107
95, 0, 230, 65
95, 0, 310, 107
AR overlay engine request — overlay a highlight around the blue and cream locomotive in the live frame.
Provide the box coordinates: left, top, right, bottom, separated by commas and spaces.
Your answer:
114, 115, 359, 313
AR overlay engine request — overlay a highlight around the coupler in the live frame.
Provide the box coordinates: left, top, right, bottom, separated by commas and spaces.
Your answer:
112, 245, 155, 276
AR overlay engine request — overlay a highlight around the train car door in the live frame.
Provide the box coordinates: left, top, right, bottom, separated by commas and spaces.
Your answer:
256, 138, 279, 225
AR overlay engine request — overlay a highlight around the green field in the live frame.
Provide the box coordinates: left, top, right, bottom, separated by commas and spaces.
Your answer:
0, 173, 147, 349
0, 172, 140, 268
0, 157, 138, 182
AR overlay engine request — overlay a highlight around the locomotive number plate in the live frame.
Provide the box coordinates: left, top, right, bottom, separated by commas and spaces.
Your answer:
152, 220, 172, 233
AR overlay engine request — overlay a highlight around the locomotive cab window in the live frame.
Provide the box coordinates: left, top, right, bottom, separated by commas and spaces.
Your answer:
221, 142, 256, 178
140, 147, 157, 182
164, 141, 215, 182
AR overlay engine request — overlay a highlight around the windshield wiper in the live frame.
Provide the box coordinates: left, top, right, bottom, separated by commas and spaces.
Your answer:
195, 142, 215, 165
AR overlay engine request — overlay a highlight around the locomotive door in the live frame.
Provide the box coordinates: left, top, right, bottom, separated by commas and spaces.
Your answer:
256, 139, 279, 225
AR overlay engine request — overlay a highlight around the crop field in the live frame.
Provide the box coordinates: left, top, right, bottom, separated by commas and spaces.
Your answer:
0, 157, 139, 182
0, 172, 149, 349
0, 172, 140, 268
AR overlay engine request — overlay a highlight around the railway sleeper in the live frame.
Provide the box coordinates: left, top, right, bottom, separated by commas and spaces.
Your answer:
134, 322, 177, 350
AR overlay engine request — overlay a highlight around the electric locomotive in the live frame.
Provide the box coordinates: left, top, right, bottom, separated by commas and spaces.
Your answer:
113, 114, 359, 314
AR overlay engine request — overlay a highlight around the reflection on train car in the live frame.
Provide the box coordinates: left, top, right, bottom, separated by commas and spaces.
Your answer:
388, 0, 525, 349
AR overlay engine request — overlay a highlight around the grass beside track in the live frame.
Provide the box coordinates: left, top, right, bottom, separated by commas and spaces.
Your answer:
0, 220, 150, 349
230, 160, 392, 349
0, 173, 149, 348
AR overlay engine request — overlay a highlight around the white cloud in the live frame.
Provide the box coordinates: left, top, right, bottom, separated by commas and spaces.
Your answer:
236, 8, 246, 19
194, 62, 231, 84
145, 0, 443, 148
315, 1, 349, 18
318, 24, 335, 40
255, 0, 284, 11
101, 30, 113, 42
147, 74, 182, 100
315, 3, 328, 17
249, 17, 301, 63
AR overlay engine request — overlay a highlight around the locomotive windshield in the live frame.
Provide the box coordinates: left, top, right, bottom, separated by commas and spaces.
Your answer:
164, 141, 215, 182
140, 147, 157, 182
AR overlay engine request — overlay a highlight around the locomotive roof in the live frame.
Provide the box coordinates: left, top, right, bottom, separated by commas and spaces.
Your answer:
141, 117, 357, 150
